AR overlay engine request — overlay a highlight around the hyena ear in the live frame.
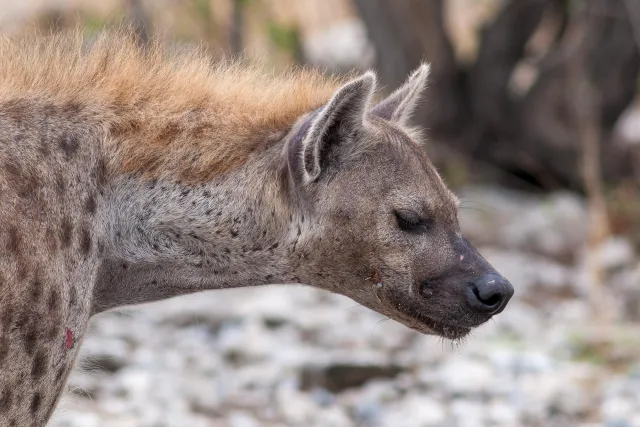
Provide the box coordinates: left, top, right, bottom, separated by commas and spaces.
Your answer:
300, 71, 376, 183
370, 63, 430, 125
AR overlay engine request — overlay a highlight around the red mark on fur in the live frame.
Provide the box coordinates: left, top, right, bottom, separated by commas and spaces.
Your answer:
65, 328, 74, 350
367, 266, 383, 286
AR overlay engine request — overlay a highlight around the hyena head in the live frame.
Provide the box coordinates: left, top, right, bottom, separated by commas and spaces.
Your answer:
285, 64, 513, 340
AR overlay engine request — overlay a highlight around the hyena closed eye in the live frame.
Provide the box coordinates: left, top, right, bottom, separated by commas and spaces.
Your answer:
0, 31, 513, 426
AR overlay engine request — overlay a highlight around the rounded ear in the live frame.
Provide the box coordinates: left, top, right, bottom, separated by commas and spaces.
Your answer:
299, 71, 376, 183
370, 63, 430, 125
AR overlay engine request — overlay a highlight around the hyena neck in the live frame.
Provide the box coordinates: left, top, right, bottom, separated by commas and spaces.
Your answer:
93, 134, 304, 313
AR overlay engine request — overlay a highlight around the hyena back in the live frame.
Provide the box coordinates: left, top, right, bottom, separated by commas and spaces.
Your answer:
0, 31, 513, 425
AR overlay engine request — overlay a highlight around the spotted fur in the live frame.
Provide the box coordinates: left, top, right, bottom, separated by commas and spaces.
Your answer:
0, 30, 512, 426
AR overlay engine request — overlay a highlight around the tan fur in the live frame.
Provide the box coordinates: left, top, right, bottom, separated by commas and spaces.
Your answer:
0, 29, 348, 183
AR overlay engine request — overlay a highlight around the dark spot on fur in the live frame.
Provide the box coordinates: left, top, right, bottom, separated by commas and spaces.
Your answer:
3, 99, 28, 122
6, 226, 21, 253
70, 286, 78, 306
269, 242, 280, 250
230, 230, 238, 238
31, 351, 47, 379
60, 218, 73, 248
58, 133, 79, 159
0, 338, 9, 367
55, 173, 66, 197
30, 392, 42, 415
48, 290, 60, 313
80, 227, 92, 256
5, 161, 40, 199
62, 101, 82, 116
85, 194, 97, 215
0, 387, 13, 412
46, 324, 58, 341
31, 277, 42, 303
24, 324, 38, 356
45, 226, 59, 254
94, 157, 108, 190
1, 305, 13, 328
121, 263, 128, 270
55, 366, 65, 382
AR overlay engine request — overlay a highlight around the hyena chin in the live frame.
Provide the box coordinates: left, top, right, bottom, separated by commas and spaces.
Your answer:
0, 31, 512, 425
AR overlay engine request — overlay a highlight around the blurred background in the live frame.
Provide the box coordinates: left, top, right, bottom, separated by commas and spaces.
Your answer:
3, 0, 640, 426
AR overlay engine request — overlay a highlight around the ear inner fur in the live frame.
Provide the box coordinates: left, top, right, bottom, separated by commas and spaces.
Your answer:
301, 72, 376, 183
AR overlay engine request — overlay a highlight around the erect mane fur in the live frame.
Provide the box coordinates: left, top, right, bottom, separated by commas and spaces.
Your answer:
0, 28, 349, 182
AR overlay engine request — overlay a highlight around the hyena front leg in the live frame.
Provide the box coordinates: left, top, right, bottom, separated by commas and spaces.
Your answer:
0, 270, 93, 427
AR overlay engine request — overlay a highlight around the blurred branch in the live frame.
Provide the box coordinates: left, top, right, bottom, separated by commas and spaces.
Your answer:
568, 5, 611, 325
127, 0, 151, 46
469, 0, 551, 134
623, 0, 640, 55
229, 0, 245, 56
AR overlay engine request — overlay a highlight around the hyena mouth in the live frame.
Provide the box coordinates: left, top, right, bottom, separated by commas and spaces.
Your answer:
384, 291, 472, 340
403, 310, 472, 340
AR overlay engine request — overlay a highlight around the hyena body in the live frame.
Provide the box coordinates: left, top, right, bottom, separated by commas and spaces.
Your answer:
0, 31, 513, 425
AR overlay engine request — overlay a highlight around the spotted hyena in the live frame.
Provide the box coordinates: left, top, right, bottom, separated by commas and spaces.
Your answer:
0, 31, 513, 425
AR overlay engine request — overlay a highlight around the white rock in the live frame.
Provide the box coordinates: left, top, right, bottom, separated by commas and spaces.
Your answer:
229, 411, 261, 427
602, 397, 636, 422
450, 400, 486, 427
439, 357, 493, 395
379, 395, 447, 427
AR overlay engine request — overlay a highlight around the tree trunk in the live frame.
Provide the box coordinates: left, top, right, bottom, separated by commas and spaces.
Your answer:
352, 0, 640, 192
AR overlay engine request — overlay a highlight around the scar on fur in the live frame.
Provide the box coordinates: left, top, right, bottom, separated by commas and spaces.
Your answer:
65, 328, 74, 350
367, 266, 384, 303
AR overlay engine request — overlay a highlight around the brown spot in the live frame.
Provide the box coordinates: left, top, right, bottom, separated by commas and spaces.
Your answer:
48, 290, 60, 313
4, 158, 42, 200
69, 286, 78, 306
58, 133, 79, 159
24, 324, 38, 356
45, 226, 59, 254
0, 387, 13, 412
0, 338, 9, 367
60, 218, 73, 248
79, 227, 92, 256
1, 305, 13, 330
85, 194, 97, 215
55, 366, 65, 382
16, 259, 29, 282
46, 324, 58, 341
55, 173, 66, 196
30, 277, 43, 303
3, 99, 28, 122
62, 101, 82, 116
6, 226, 21, 253
94, 157, 108, 190
30, 392, 42, 415
31, 351, 47, 379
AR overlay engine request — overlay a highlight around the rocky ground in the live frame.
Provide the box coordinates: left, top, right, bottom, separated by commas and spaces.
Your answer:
49, 186, 640, 427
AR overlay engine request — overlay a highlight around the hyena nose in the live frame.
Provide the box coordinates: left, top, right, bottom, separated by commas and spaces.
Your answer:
466, 273, 514, 315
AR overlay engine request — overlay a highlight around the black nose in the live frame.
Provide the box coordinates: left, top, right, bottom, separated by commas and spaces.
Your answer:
466, 273, 514, 315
